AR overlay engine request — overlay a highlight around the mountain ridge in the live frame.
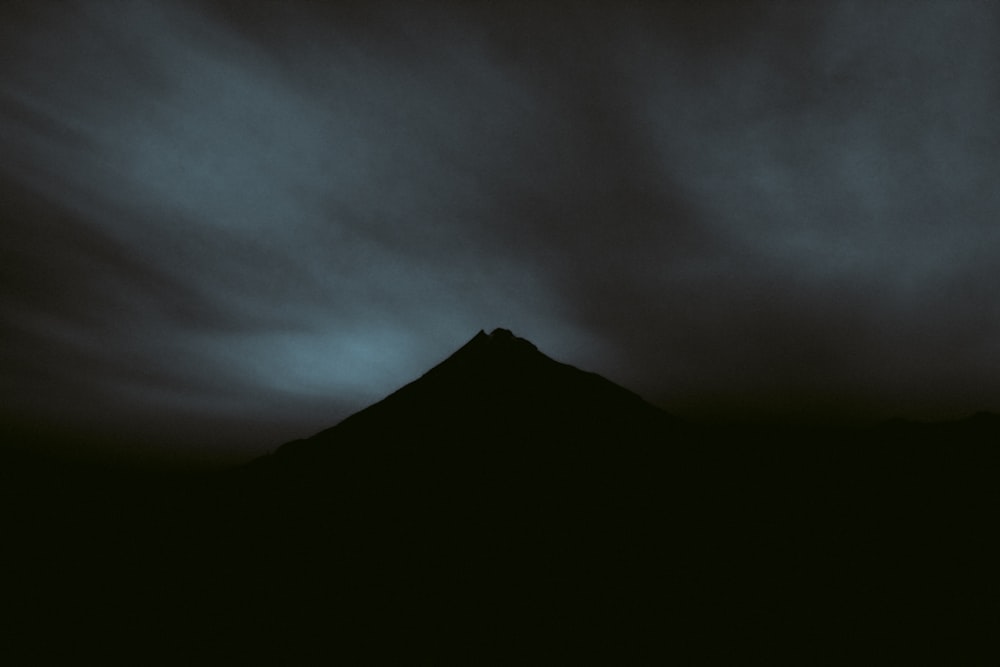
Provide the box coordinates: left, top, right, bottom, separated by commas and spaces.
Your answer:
268, 327, 675, 465
5, 327, 998, 663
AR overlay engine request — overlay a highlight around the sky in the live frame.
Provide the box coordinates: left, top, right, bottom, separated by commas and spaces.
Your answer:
2, 0, 999, 464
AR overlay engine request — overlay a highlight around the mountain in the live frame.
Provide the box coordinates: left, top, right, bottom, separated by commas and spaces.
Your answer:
219, 328, 775, 661
232, 329, 996, 663
5, 329, 996, 664
265, 327, 676, 469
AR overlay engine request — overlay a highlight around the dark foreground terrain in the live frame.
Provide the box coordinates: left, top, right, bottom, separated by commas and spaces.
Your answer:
4, 331, 998, 664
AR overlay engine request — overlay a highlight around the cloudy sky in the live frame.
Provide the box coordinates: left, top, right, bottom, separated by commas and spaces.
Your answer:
2, 0, 999, 464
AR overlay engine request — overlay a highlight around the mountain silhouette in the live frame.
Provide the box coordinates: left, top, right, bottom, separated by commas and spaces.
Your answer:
4, 329, 997, 664
267, 328, 675, 469
234, 329, 996, 662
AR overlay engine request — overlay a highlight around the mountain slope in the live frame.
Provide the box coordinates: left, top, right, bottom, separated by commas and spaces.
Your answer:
248, 329, 688, 579
231, 330, 703, 660
230, 330, 997, 662
275, 328, 673, 452
6, 329, 996, 664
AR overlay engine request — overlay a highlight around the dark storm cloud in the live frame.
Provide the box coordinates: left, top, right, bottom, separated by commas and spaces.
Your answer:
614, 0, 1000, 418
2, 1, 999, 460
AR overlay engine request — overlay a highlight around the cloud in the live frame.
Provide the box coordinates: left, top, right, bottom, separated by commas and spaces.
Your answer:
1, 1, 999, 461
588, 0, 1000, 416
0, 1, 582, 457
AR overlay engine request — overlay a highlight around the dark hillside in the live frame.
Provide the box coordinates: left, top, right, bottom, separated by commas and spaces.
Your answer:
4, 332, 997, 664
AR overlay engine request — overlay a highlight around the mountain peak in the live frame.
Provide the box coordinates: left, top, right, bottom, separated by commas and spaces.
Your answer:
484, 327, 538, 351
457, 328, 539, 360
272, 326, 672, 459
